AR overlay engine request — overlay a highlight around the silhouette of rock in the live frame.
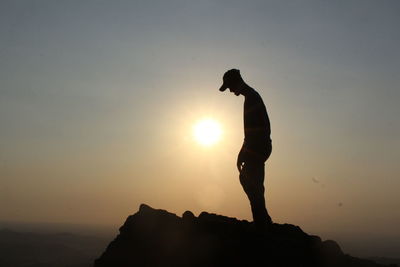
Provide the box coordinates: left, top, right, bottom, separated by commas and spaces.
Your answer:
94, 204, 396, 267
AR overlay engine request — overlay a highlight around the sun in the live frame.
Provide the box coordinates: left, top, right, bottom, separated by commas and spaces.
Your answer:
193, 118, 222, 147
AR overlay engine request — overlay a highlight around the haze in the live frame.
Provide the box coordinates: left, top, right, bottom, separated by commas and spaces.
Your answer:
0, 0, 399, 258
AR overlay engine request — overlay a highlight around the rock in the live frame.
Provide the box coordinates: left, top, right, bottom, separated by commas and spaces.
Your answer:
94, 204, 396, 267
182, 210, 195, 221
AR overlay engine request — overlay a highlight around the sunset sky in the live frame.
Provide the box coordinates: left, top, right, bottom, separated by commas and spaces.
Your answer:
1, 0, 399, 257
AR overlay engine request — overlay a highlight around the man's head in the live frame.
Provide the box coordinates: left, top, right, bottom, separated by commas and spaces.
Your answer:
219, 69, 245, 96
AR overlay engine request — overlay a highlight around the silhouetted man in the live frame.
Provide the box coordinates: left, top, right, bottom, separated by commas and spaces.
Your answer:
219, 69, 272, 229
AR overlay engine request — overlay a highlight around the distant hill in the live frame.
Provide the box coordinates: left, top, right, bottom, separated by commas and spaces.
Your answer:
0, 229, 109, 267
370, 258, 400, 266
95, 204, 397, 267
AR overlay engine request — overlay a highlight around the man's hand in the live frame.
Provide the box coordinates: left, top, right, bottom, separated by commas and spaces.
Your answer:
237, 150, 245, 173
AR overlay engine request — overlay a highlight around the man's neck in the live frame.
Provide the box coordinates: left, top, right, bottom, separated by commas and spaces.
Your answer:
240, 83, 253, 97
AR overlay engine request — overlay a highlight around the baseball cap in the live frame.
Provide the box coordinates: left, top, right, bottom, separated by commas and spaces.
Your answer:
219, 69, 241, 92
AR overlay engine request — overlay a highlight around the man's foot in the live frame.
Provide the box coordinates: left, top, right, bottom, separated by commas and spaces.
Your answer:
254, 220, 273, 234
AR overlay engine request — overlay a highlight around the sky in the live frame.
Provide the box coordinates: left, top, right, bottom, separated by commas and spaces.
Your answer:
0, 0, 399, 257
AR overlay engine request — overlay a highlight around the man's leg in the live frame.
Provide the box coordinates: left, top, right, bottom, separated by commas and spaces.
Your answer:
239, 161, 272, 228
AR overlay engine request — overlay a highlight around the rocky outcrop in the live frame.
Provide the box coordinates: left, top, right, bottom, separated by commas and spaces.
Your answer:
94, 204, 396, 267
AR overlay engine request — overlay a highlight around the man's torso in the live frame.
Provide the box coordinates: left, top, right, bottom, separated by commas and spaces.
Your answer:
243, 88, 271, 159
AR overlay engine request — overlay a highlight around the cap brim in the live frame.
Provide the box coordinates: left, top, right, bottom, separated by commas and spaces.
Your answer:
219, 84, 228, 92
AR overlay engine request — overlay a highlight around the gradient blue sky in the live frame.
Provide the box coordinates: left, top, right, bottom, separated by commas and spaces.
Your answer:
1, 0, 399, 257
